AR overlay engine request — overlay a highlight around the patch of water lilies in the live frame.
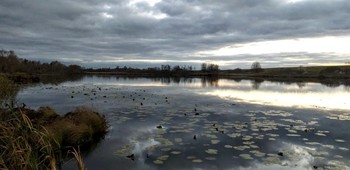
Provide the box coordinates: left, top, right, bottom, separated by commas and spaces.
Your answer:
255, 110, 293, 117
326, 112, 350, 121
19, 81, 350, 170
108, 88, 350, 169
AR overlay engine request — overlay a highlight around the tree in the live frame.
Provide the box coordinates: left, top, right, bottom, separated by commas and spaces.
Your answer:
207, 64, 219, 72
251, 61, 262, 73
201, 63, 207, 71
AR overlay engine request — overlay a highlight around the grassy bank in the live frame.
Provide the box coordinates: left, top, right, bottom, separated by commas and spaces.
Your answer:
223, 65, 350, 79
0, 106, 108, 169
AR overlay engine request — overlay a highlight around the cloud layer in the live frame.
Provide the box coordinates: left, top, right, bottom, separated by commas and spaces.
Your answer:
1, 0, 350, 68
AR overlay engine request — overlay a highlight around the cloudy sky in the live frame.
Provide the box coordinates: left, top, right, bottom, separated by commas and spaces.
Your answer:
1, 0, 350, 69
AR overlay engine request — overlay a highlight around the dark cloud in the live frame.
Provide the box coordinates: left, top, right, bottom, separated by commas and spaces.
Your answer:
1, 0, 350, 68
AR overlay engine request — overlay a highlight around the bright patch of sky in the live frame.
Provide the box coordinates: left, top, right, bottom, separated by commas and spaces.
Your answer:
128, 0, 167, 19
197, 36, 350, 56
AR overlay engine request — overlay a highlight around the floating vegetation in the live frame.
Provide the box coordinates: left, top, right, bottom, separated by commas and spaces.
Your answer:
211, 140, 220, 144
326, 113, 350, 121
153, 160, 164, 165
161, 148, 172, 152
114, 143, 135, 157
224, 145, 233, 149
174, 138, 183, 143
281, 118, 306, 124
287, 129, 298, 133
286, 134, 301, 137
155, 136, 174, 147
20, 80, 350, 169
334, 155, 343, 159
157, 155, 169, 161
250, 150, 266, 157
338, 147, 349, 151
242, 135, 253, 140
168, 129, 194, 133
308, 120, 318, 125
335, 139, 346, 143
243, 141, 255, 145
227, 133, 241, 138
264, 155, 280, 165
170, 151, 181, 155
192, 159, 202, 163
234, 145, 250, 151
186, 156, 196, 160
239, 154, 254, 160
315, 132, 327, 136
259, 110, 293, 117
205, 157, 216, 161
205, 149, 218, 155
205, 134, 218, 139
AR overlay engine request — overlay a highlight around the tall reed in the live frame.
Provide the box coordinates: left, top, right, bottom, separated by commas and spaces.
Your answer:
0, 107, 89, 170
0, 108, 57, 169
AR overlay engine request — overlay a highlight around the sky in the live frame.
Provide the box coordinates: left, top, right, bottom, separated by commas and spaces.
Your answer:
1, 0, 350, 69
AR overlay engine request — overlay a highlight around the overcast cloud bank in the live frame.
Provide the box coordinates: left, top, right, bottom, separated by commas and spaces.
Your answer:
1, 0, 350, 69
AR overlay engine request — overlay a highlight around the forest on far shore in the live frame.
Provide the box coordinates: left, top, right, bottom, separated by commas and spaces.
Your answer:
2, 49, 350, 80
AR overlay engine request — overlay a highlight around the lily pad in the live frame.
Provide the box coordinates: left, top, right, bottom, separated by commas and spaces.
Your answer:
205, 157, 217, 161
239, 154, 253, 160
192, 159, 202, 163
153, 160, 164, 164
205, 149, 218, 155
171, 151, 181, 155
211, 140, 220, 144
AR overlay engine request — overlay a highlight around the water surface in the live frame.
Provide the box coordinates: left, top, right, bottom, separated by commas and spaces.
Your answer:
17, 76, 350, 170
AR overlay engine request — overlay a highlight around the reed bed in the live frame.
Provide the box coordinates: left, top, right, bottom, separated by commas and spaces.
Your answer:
0, 106, 108, 170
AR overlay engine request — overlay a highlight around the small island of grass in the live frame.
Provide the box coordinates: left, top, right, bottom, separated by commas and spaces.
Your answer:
0, 75, 108, 169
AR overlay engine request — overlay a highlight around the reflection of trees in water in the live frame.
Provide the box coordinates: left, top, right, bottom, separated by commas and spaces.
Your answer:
320, 80, 341, 88
296, 82, 307, 89
88, 75, 350, 91
153, 77, 219, 87
343, 80, 350, 92
344, 85, 350, 92
251, 79, 264, 89
201, 77, 219, 87
40, 74, 84, 85
233, 78, 242, 83
150, 77, 195, 85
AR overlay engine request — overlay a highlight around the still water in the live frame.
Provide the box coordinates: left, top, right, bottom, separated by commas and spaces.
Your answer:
17, 76, 350, 170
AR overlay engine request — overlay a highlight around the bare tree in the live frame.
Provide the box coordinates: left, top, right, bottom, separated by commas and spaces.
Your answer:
251, 61, 262, 73
201, 63, 207, 71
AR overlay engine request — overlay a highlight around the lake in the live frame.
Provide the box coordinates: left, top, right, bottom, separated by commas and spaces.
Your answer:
16, 76, 350, 170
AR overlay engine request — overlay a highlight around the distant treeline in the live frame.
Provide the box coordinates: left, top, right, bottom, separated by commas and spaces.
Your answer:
0, 50, 83, 75
2, 49, 350, 80
226, 64, 350, 79
85, 63, 220, 76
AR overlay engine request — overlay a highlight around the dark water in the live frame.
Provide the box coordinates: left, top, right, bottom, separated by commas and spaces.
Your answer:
17, 76, 350, 170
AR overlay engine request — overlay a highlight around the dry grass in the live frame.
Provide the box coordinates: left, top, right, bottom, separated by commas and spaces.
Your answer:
46, 106, 108, 147
0, 106, 107, 170
71, 147, 85, 170
0, 108, 57, 169
0, 75, 18, 106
